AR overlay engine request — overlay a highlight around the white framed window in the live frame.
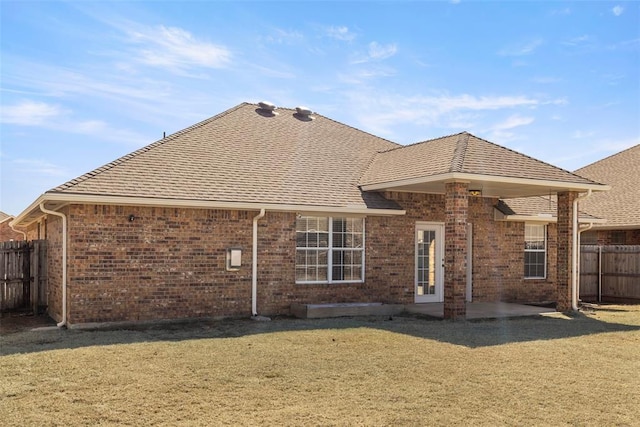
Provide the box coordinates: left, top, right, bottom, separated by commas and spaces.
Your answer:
524, 223, 546, 279
296, 216, 364, 284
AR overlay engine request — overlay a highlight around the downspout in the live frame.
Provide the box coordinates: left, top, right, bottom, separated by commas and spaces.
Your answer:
251, 209, 266, 318
8, 222, 27, 240
572, 190, 592, 311
39, 203, 68, 328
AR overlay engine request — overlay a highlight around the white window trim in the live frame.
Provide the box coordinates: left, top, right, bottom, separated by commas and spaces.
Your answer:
296, 216, 365, 285
524, 223, 547, 280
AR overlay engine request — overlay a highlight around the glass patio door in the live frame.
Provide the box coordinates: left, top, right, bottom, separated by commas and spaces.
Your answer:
415, 223, 444, 303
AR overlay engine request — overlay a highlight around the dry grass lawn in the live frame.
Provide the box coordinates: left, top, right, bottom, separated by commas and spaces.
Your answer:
2, 305, 640, 426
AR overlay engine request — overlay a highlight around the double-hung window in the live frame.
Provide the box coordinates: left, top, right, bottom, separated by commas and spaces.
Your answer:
524, 223, 546, 279
296, 216, 364, 284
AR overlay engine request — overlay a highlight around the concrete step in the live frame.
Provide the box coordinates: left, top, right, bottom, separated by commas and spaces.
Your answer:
291, 302, 404, 319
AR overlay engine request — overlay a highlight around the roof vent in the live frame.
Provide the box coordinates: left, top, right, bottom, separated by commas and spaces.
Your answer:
256, 101, 277, 117
294, 106, 314, 121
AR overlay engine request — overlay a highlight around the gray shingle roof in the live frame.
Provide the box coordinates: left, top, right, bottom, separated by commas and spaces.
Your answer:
49, 103, 402, 210
359, 132, 599, 186
574, 144, 640, 228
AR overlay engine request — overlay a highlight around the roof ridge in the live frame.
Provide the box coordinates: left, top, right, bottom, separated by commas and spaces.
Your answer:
48, 103, 250, 193
575, 143, 640, 173
376, 131, 469, 154
450, 132, 470, 172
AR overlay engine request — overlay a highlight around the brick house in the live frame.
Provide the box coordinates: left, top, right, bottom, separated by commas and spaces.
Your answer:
10, 102, 608, 326
573, 144, 640, 245
0, 211, 25, 241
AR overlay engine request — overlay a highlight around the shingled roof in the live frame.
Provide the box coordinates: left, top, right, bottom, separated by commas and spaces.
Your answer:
360, 132, 599, 187
48, 103, 401, 211
574, 144, 640, 229
13, 102, 610, 226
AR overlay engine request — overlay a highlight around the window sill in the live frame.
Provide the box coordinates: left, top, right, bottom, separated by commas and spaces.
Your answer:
295, 280, 364, 285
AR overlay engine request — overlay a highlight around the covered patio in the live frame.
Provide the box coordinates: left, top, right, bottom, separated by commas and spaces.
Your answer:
360, 133, 609, 319
405, 301, 557, 320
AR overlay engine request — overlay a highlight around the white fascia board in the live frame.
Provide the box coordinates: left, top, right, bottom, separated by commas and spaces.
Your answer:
11, 193, 406, 226
361, 172, 610, 192
494, 208, 607, 224
589, 224, 638, 230
10, 194, 48, 228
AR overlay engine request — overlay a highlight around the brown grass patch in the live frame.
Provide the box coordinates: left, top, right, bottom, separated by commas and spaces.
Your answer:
2, 305, 640, 426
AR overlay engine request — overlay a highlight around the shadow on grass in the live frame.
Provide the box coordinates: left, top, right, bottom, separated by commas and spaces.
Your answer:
2, 307, 640, 356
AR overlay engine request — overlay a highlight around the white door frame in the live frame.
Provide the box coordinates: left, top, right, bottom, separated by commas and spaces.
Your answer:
415, 222, 445, 303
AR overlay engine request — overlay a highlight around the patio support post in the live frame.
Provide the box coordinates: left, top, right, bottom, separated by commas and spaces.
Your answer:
556, 191, 577, 312
444, 181, 468, 320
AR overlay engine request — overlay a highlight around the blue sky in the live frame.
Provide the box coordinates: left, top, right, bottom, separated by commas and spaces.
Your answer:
1, 1, 638, 215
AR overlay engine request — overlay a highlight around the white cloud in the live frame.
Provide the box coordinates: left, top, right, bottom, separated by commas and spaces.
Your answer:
562, 35, 591, 47
126, 25, 231, 72
11, 158, 67, 177
368, 42, 397, 60
572, 130, 595, 139
344, 89, 553, 138
326, 26, 355, 42
485, 114, 535, 142
612, 5, 624, 16
264, 28, 304, 44
491, 114, 535, 131
1, 100, 66, 125
532, 76, 562, 84
0, 99, 148, 146
498, 38, 543, 56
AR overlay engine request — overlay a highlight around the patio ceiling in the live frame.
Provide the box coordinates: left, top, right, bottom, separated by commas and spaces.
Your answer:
360, 172, 610, 199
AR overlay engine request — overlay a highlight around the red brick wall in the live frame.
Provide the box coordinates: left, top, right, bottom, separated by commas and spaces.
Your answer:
65, 205, 256, 324
366, 192, 558, 306
366, 192, 446, 304
42, 197, 564, 325
0, 220, 25, 241
468, 197, 557, 303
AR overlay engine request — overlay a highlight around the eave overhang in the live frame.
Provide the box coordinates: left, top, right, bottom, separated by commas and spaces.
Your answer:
360, 172, 610, 199
11, 193, 406, 228
493, 208, 607, 224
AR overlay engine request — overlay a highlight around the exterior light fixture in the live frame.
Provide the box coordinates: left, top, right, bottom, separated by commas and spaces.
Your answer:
128, 214, 136, 222
469, 190, 482, 197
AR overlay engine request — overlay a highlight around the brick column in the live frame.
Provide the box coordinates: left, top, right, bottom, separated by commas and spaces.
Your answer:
444, 181, 468, 319
557, 191, 577, 312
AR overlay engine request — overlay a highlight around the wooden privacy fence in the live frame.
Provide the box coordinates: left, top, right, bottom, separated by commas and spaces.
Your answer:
1, 240, 47, 314
580, 245, 640, 303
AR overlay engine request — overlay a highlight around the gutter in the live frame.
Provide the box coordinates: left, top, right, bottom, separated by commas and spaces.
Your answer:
39, 203, 68, 328
251, 209, 266, 319
572, 190, 592, 311
11, 193, 405, 228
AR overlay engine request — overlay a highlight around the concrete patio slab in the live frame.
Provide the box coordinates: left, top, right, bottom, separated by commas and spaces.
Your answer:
404, 302, 556, 320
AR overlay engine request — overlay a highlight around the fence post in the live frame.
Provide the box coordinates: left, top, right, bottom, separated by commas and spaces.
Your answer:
597, 245, 602, 303
31, 241, 38, 314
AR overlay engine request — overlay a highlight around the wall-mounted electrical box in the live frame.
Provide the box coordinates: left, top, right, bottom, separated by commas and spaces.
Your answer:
226, 247, 242, 271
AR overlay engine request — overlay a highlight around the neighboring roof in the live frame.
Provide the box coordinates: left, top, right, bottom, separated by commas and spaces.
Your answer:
0, 211, 13, 223
574, 144, 640, 229
48, 103, 402, 211
496, 196, 602, 223
360, 132, 606, 198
